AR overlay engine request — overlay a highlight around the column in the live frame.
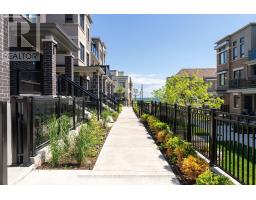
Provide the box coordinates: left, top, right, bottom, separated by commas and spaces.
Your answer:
65, 53, 74, 81
42, 36, 57, 96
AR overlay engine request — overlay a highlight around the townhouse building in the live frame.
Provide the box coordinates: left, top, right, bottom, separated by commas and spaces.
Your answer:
110, 70, 133, 106
176, 68, 217, 95
0, 14, 118, 170
215, 23, 256, 114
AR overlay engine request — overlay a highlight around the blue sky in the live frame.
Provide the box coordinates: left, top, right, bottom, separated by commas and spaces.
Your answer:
91, 14, 256, 97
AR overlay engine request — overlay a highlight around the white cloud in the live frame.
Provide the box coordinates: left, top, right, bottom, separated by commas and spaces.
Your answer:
129, 73, 166, 97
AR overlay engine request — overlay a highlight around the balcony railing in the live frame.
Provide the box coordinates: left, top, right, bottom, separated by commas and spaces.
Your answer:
229, 79, 256, 89
248, 49, 256, 61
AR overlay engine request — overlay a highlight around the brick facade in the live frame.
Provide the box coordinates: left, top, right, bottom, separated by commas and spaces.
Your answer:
0, 15, 10, 102
42, 39, 57, 95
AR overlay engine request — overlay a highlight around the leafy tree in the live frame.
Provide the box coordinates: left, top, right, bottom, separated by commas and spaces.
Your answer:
152, 73, 223, 108
116, 86, 125, 100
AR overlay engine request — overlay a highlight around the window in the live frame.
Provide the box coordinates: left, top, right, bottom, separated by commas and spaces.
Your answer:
80, 43, 85, 62
87, 27, 90, 42
240, 37, 245, 58
232, 41, 238, 60
234, 95, 240, 108
86, 53, 90, 66
219, 73, 226, 86
234, 70, 243, 79
119, 82, 125, 88
80, 14, 84, 30
218, 47, 227, 65
251, 64, 256, 76
65, 14, 73, 23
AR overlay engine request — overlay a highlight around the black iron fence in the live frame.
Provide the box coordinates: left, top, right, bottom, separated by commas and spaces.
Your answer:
137, 101, 256, 185
11, 95, 95, 165
0, 102, 7, 185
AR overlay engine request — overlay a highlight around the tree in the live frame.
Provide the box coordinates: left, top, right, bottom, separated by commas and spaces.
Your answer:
152, 73, 223, 109
133, 88, 139, 100
116, 86, 125, 100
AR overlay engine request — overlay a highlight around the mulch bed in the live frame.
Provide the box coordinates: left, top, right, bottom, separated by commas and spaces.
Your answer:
37, 125, 112, 170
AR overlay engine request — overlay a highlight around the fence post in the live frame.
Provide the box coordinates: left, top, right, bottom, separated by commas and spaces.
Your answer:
209, 109, 217, 166
0, 102, 7, 185
187, 105, 192, 142
82, 97, 85, 123
72, 97, 76, 129
174, 103, 177, 134
159, 102, 162, 120
165, 102, 168, 123
154, 101, 157, 117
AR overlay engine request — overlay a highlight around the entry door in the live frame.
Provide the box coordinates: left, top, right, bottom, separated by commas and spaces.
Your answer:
244, 95, 253, 114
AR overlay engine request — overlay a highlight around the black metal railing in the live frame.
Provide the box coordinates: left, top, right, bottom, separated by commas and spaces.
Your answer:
229, 79, 256, 89
101, 92, 118, 112
10, 95, 95, 165
0, 102, 7, 185
137, 101, 256, 185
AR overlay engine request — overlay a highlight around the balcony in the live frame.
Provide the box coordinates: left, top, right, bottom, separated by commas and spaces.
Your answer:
229, 79, 256, 89
248, 49, 256, 61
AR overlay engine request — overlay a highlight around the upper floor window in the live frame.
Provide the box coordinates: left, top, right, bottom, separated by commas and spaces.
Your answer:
232, 41, 238, 60
80, 42, 85, 62
218, 73, 226, 86
80, 14, 84, 30
234, 70, 243, 79
218, 47, 227, 65
65, 14, 73, 23
234, 95, 240, 108
86, 53, 90, 66
87, 27, 90, 42
119, 82, 126, 88
240, 37, 245, 58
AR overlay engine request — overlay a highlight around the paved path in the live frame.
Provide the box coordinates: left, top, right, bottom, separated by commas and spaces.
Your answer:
15, 107, 179, 185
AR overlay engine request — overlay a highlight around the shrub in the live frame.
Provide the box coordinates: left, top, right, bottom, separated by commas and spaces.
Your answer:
118, 104, 123, 113
141, 114, 150, 123
47, 116, 62, 167
180, 155, 209, 181
58, 115, 71, 151
196, 170, 233, 185
112, 112, 118, 121
154, 122, 170, 133
74, 124, 98, 165
156, 130, 168, 143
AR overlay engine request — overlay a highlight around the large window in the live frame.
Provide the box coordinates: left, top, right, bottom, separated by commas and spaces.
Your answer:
87, 27, 90, 42
65, 14, 73, 23
232, 41, 238, 60
86, 53, 90, 66
251, 64, 256, 76
240, 37, 245, 58
234, 70, 243, 79
218, 47, 227, 65
234, 95, 240, 108
119, 82, 125, 88
80, 14, 84, 30
80, 42, 85, 62
219, 73, 226, 86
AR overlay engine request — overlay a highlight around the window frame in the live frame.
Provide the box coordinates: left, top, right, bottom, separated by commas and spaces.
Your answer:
240, 37, 245, 58
80, 42, 85, 62
79, 14, 84, 30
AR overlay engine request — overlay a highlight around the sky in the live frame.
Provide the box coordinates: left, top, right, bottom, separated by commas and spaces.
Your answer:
91, 14, 256, 97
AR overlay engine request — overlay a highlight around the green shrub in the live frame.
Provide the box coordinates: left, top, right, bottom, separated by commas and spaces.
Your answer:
141, 114, 150, 123
196, 170, 233, 185
74, 123, 98, 165
58, 115, 71, 151
118, 104, 123, 113
101, 109, 112, 122
154, 121, 170, 133
47, 116, 62, 167
112, 112, 118, 121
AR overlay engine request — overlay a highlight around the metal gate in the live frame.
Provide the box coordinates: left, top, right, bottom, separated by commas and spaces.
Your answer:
0, 101, 7, 184
11, 96, 33, 165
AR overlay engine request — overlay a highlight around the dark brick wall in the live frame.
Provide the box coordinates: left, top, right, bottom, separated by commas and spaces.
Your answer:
42, 40, 56, 95
65, 55, 74, 81
0, 15, 10, 102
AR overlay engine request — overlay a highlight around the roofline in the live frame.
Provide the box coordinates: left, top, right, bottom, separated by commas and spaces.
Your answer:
87, 14, 93, 24
215, 22, 256, 44
92, 37, 107, 49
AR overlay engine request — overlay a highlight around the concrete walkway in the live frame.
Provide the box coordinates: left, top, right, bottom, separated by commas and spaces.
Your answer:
15, 107, 179, 185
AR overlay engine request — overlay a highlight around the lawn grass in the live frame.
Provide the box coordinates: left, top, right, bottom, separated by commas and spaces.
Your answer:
217, 141, 256, 185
